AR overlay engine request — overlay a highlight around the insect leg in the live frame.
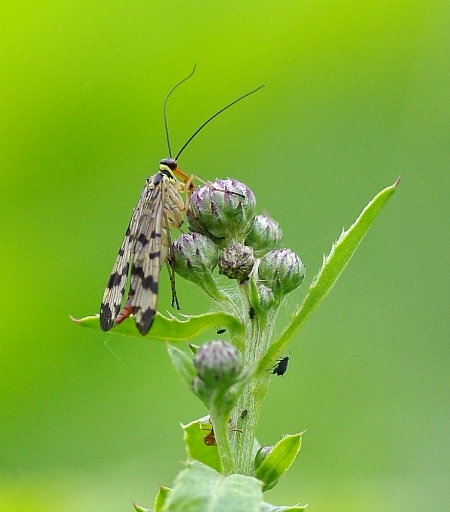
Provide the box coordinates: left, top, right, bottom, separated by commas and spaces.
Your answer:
115, 299, 133, 325
166, 256, 180, 310
162, 208, 181, 310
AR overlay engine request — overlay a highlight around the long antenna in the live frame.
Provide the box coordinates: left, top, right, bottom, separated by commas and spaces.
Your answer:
163, 64, 197, 158
175, 84, 265, 161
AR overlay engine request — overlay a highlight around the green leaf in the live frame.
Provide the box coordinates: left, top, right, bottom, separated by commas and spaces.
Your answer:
166, 344, 196, 389
163, 461, 262, 512
71, 311, 244, 340
182, 418, 222, 473
154, 486, 171, 512
132, 501, 151, 512
261, 503, 308, 512
262, 178, 399, 367
255, 433, 303, 491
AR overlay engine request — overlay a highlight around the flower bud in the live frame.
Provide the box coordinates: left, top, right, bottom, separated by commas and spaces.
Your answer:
255, 283, 275, 311
245, 214, 283, 257
218, 242, 255, 283
254, 445, 274, 471
187, 179, 256, 246
258, 249, 305, 298
193, 340, 242, 386
172, 232, 223, 300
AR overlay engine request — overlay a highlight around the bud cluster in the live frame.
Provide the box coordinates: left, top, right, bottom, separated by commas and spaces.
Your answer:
173, 177, 305, 309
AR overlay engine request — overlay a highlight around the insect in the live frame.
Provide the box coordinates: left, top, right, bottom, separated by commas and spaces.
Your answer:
268, 356, 290, 377
240, 408, 248, 420
99, 66, 264, 335
202, 424, 217, 446
202, 422, 242, 446
216, 327, 226, 335
248, 306, 255, 319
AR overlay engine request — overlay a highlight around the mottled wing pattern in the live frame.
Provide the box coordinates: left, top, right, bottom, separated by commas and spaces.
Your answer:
99, 174, 164, 334
128, 173, 166, 335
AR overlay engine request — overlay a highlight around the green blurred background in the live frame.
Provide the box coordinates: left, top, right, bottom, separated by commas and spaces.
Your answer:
1, 1, 449, 511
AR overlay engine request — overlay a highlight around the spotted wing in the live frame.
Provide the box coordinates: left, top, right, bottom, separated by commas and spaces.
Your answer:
99, 175, 162, 332
128, 173, 167, 335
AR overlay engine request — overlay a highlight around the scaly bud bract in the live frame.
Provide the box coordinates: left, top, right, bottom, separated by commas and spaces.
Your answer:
218, 242, 255, 283
245, 214, 283, 257
188, 179, 256, 246
173, 232, 224, 301
258, 249, 306, 299
193, 340, 242, 387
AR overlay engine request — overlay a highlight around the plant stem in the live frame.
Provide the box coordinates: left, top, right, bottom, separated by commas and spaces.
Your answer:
232, 283, 279, 475
210, 401, 235, 475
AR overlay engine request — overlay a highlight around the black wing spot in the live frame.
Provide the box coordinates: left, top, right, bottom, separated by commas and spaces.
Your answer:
137, 233, 149, 246
100, 303, 116, 331
141, 274, 159, 293
136, 308, 156, 335
107, 270, 125, 289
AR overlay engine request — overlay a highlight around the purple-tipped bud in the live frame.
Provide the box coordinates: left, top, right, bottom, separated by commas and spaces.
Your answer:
258, 249, 305, 297
173, 232, 218, 275
172, 233, 223, 301
245, 214, 283, 257
218, 242, 255, 283
193, 341, 242, 386
187, 179, 256, 246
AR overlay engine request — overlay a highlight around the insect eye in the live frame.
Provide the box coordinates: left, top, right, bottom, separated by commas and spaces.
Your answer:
160, 158, 178, 170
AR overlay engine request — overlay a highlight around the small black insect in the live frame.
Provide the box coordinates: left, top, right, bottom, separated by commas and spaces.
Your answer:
269, 356, 290, 377
248, 307, 255, 320
216, 327, 226, 335
240, 409, 248, 420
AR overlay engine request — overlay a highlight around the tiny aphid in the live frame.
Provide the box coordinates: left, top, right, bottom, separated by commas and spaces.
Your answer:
240, 408, 248, 420
269, 356, 290, 377
216, 327, 226, 335
99, 66, 264, 335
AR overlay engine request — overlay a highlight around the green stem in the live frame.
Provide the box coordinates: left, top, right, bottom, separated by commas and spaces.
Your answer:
210, 400, 235, 475
232, 282, 279, 475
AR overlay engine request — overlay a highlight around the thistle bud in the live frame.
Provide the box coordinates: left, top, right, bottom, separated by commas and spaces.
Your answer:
245, 214, 283, 257
187, 179, 256, 246
192, 340, 243, 406
172, 233, 223, 301
254, 445, 274, 471
218, 242, 255, 283
193, 340, 242, 386
258, 249, 305, 298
